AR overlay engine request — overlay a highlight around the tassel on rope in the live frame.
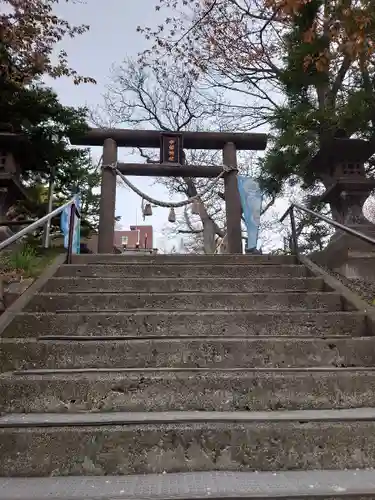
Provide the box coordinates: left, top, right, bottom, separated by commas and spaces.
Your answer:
191, 199, 200, 215
143, 203, 152, 216
168, 207, 176, 223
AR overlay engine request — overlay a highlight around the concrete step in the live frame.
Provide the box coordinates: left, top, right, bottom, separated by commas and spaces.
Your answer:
2, 408, 375, 476
4, 311, 366, 338
42, 276, 324, 293
2, 337, 374, 371
70, 254, 297, 265
3, 367, 375, 413
0, 470, 374, 500
24, 292, 343, 313
55, 264, 308, 278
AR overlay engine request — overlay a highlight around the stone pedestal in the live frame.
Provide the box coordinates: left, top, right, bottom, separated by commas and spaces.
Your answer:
314, 178, 375, 277
335, 251, 375, 281
311, 226, 375, 280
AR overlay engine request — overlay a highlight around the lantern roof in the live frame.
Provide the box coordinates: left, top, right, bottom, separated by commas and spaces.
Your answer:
319, 178, 375, 203
0, 133, 28, 153
307, 138, 375, 172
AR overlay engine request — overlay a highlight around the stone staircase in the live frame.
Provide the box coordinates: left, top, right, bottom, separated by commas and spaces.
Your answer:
1, 253, 375, 498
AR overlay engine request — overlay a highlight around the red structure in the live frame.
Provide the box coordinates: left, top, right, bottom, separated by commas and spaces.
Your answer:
114, 225, 153, 250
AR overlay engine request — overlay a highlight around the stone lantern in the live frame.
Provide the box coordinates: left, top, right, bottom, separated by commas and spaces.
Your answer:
0, 132, 29, 236
309, 137, 375, 277
307, 138, 375, 232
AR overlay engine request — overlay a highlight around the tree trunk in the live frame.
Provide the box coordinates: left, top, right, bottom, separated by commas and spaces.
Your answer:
184, 177, 224, 254
202, 218, 216, 253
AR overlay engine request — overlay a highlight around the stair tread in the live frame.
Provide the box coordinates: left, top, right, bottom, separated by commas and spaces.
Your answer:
56, 262, 308, 278
11, 366, 375, 375
36, 291, 336, 296
0, 469, 373, 499
7, 366, 375, 375
5, 335, 372, 343
35, 335, 357, 341
44, 276, 324, 293
2, 408, 375, 427
62, 262, 303, 266
61, 260, 305, 269
47, 276, 316, 281
72, 253, 297, 261
14, 310, 361, 316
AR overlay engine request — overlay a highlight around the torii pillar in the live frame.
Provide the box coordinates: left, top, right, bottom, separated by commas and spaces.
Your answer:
223, 142, 242, 253
98, 138, 117, 254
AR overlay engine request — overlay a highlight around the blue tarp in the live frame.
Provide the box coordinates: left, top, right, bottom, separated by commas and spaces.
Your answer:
60, 194, 81, 254
237, 176, 262, 250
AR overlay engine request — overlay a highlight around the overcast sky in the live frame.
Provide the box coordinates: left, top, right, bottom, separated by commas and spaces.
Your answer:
46, 0, 285, 251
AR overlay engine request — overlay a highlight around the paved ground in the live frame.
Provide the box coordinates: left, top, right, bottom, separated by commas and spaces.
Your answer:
0, 470, 375, 499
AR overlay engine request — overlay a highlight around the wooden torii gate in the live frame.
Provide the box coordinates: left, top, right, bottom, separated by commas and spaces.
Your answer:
70, 129, 267, 254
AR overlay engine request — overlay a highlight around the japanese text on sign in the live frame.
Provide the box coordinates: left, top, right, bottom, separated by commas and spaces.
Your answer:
160, 133, 183, 165
169, 139, 176, 162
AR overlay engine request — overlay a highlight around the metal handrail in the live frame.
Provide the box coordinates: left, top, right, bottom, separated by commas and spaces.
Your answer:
0, 197, 81, 263
279, 202, 375, 254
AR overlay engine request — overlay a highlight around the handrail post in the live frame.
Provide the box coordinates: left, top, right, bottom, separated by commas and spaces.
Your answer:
42, 166, 55, 249
67, 203, 76, 264
289, 206, 298, 255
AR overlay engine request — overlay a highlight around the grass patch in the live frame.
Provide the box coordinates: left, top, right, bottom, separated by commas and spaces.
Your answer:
7, 245, 37, 276
0, 244, 65, 280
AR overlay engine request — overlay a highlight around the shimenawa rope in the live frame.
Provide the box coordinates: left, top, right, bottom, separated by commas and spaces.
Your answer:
101, 160, 236, 209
